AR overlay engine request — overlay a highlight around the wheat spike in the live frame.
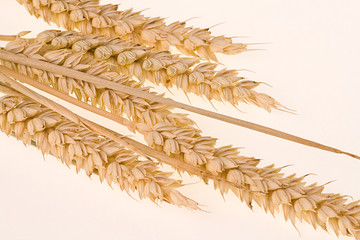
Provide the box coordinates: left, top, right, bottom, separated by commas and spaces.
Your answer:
16, 0, 249, 61
0, 93, 200, 209
2, 37, 360, 239
4, 31, 281, 112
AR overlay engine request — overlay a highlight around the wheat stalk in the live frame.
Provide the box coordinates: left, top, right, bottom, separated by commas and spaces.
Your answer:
0, 46, 358, 161
16, 0, 249, 61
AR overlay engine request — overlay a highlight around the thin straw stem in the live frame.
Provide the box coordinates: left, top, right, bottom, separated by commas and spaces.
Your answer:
0, 49, 358, 160
0, 35, 19, 41
0, 32, 31, 41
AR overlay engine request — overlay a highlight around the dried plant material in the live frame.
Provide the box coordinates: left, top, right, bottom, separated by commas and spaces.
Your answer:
0, 93, 199, 209
0, 1, 359, 240
4, 31, 281, 111
16, 0, 248, 61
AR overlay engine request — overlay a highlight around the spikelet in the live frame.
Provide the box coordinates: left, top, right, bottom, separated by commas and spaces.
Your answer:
2, 37, 360, 240
0, 94, 199, 209
5, 31, 281, 112
16, 0, 248, 61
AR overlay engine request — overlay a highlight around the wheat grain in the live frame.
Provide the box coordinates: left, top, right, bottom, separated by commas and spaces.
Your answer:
0, 92, 200, 209
16, 0, 249, 61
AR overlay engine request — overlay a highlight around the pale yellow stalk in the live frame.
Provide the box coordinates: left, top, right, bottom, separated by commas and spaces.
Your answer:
0, 45, 358, 160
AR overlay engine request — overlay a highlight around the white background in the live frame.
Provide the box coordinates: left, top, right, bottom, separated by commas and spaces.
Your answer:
0, 1, 360, 240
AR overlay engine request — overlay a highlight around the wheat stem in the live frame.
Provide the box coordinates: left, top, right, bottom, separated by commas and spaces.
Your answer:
0, 49, 358, 160
0, 31, 31, 41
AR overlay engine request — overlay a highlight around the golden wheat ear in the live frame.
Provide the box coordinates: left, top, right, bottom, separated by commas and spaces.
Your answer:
3, 30, 281, 112
0, 79, 202, 209
16, 0, 249, 61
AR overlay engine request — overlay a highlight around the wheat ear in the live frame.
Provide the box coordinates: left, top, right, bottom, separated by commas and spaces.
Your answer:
0, 46, 358, 161
2, 78, 360, 239
0, 90, 200, 209
16, 0, 249, 61
11, 31, 279, 111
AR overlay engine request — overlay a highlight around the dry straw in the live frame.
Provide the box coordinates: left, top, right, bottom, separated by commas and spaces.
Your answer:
0, 1, 359, 240
0, 42, 357, 160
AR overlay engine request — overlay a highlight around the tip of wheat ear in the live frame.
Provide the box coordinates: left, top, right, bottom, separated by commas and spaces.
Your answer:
16, 0, 250, 61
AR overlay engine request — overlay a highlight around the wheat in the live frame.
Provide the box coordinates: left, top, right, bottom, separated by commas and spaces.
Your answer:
16, 0, 249, 61
4, 31, 282, 112
2, 38, 360, 239
0, 93, 200, 209
0, 1, 359, 239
